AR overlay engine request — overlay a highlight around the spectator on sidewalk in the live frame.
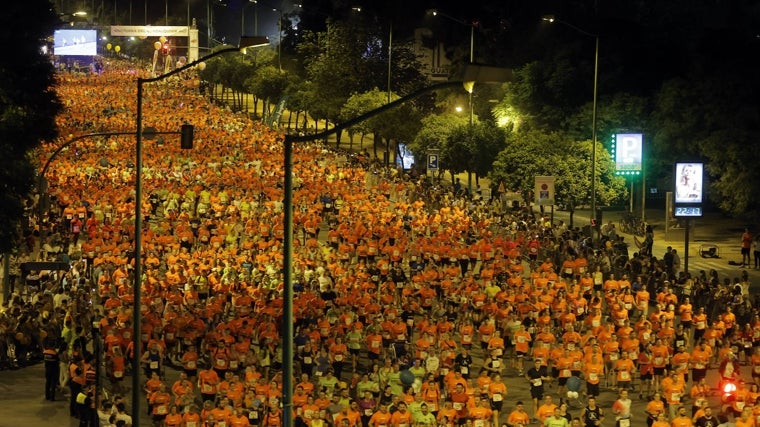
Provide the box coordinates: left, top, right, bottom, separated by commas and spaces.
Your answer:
741, 228, 752, 267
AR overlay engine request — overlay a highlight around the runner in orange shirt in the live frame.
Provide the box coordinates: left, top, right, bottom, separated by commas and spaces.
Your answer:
512, 324, 532, 375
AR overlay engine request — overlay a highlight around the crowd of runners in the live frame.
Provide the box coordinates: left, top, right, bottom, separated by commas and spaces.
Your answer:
1, 58, 759, 427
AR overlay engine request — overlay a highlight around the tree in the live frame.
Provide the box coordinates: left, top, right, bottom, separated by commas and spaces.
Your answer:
489, 130, 626, 225
245, 66, 290, 124
0, 1, 62, 253
651, 74, 760, 218
340, 90, 384, 149
297, 20, 373, 144
443, 122, 507, 186
410, 113, 469, 177
339, 88, 423, 159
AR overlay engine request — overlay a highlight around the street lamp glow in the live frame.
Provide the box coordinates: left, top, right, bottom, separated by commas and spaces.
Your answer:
455, 105, 463, 113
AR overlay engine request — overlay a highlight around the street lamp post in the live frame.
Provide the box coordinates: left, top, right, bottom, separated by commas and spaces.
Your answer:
543, 15, 599, 234
431, 10, 475, 126
431, 9, 477, 192
132, 37, 268, 427
242, 0, 258, 38
272, 7, 284, 71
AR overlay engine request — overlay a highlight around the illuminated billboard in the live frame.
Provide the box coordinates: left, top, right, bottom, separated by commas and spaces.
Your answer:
396, 143, 415, 170
613, 133, 642, 175
674, 163, 703, 204
54, 29, 97, 56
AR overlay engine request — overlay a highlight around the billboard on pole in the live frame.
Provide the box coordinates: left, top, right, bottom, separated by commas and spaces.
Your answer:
613, 133, 642, 175
534, 176, 555, 206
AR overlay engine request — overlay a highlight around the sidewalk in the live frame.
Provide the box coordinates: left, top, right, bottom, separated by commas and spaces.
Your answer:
552, 207, 759, 288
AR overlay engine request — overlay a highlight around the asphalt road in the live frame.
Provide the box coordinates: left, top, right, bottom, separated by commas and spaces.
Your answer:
0, 352, 738, 427
1, 208, 754, 426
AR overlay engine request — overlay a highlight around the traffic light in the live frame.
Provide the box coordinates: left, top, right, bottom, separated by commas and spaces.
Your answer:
180, 124, 194, 149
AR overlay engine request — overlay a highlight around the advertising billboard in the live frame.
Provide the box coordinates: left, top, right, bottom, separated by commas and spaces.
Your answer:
613, 133, 642, 175
54, 29, 97, 56
396, 143, 415, 170
674, 162, 703, 204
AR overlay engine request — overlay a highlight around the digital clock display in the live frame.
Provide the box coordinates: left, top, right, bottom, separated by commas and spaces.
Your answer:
674, 206, 702, 217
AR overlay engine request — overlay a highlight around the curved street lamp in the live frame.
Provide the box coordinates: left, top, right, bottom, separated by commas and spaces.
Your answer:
132, 36, 268, 426
281, 62, 511, 427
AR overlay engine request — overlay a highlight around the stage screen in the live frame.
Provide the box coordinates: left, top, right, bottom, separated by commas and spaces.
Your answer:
54, 29, 97, 56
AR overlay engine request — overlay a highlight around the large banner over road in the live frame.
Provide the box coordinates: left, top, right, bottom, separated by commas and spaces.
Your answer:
110, 25, 200, 62
110, 26, 188, 37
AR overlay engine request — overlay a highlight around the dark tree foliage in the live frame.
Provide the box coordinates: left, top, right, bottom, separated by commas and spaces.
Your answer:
0, 0, 62, 253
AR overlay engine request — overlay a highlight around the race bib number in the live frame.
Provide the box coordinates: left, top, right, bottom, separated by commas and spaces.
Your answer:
150, 361, 159, 369
453, 403, 464, 410
186, 360, 196, 369
334, 354, 344, 362
303, 357, 313, 364
533, 379, 542, 386
156, 405, 168, 415
461, 366, 469, 375
113, 370, 123, 378
620, 371, 630, 380
609, 352, 619, 361
492, 393, 503, 402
